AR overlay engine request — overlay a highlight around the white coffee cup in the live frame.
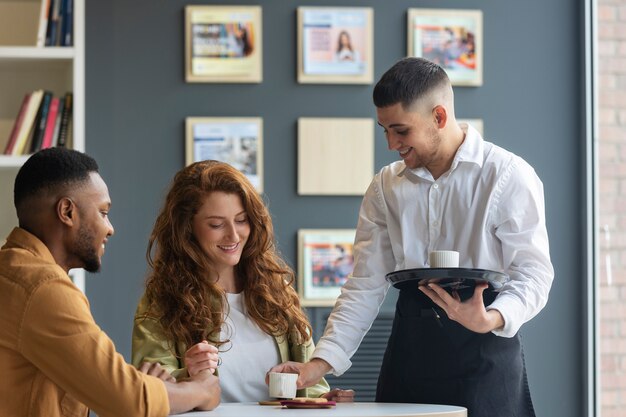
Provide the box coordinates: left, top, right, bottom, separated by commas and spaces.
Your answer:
268, 372, 298, 399
429, 250, 460, 268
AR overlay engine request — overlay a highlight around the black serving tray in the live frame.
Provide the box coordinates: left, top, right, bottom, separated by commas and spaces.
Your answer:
385, 267, 509, 291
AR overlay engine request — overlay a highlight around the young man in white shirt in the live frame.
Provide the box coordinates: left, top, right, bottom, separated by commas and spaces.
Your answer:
270, 57, 554, 417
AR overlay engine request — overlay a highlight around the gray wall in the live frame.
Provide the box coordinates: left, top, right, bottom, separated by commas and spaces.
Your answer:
86, 1, 583, 416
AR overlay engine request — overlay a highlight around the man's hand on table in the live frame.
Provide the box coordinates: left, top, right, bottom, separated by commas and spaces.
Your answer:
267, 358, 332, 389
139, 362, 220, 413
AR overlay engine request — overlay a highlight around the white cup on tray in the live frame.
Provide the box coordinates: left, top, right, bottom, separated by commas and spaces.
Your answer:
429, 250, 459, 268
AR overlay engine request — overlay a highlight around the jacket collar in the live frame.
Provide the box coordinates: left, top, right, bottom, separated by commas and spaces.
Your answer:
3, 227, 58, 266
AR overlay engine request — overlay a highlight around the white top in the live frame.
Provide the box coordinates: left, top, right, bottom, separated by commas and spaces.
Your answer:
218, 292, 281, 402
313, 124, 554, 375
176, 402, 466, 417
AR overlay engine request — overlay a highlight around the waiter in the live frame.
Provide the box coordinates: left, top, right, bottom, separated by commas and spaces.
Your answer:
269, 57, 553, 417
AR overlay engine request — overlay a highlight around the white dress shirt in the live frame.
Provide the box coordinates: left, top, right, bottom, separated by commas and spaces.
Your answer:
312, 124, 554, 376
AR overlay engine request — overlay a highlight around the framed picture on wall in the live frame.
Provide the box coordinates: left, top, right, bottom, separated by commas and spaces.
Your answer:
407, 8, 482, 86
185, 5, 262, 83
297, 7, 373, 84
298, 229, 356, 307
185, 117, 263, 192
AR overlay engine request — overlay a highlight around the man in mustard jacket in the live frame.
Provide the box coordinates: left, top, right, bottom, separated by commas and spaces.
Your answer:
0, 147, 220, 417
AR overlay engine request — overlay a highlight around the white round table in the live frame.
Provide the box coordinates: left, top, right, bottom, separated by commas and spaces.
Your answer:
176, 402, 467, 417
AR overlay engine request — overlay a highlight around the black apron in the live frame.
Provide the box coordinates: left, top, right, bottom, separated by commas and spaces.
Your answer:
376, 286, 535, 417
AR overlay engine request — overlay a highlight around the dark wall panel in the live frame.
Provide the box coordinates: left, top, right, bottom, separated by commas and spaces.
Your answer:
86, 1, 583, 416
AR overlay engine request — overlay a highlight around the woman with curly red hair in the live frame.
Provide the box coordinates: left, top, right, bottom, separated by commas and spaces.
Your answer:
131, 160, 353, 402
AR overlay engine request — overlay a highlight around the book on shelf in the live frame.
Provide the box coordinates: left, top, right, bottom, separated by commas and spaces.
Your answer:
61, 0, 73, 46
57, 92, 73, 148
45, 0, 59, 46
36, 0, 51, 47
55, 0, 65, 47
42, 0, 73, 47
41, 96, 60, 150
4, 94, 31, 155
29, 91, 53, 154
45, 0, 60, 46
50, 97, 64, 148
12, 90, 44, 156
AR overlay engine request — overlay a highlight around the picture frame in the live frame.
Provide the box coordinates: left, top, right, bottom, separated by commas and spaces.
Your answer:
297, 117, 374, 195
407, 8, 483, 87
185, 117, 263, 192
297, 7, 373, 84
185, 5, 262, 83
298, 229, 356, 307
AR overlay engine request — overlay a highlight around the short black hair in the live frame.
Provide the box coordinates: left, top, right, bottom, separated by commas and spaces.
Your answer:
373, 57, 450, 109
14, 147, 99, 209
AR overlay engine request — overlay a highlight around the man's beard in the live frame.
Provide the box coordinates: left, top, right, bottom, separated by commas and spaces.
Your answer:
75, 224, 101, 273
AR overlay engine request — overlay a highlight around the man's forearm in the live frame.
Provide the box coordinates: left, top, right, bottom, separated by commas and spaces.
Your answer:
165, 375, 220, 414
309, 358, 332, 376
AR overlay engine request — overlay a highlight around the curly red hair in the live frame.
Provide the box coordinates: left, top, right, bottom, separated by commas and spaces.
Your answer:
142, 160, 311, 350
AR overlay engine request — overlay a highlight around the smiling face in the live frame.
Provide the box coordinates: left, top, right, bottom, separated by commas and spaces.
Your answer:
377, 102, 442, 171
192, 191, 251, 276
71, 172, 114, 272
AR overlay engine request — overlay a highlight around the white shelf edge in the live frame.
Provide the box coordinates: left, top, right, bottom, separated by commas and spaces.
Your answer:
0, 47, 75, 60
0, 155, 29, 168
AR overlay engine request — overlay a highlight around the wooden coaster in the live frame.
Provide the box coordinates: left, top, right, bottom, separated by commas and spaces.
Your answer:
280, 400, 336, 409
258, 401, 282, 406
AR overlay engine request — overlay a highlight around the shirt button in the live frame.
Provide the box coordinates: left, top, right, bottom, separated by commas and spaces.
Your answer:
433, 184, 439, 189
433, 221, 439, 227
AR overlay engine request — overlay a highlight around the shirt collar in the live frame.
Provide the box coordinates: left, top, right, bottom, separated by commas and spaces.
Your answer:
452, 122, 484, 169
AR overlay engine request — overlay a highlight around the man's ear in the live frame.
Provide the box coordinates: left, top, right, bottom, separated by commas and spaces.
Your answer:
433, 105, 448, 129
57, 197, 76, 227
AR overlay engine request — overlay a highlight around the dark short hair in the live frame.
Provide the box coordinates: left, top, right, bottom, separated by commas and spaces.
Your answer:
373, 57, 450, 109
14, 147, 99, 209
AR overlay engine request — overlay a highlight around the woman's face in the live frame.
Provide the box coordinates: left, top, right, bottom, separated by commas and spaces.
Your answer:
340, 32, 350, 47
192, 191, 251, 274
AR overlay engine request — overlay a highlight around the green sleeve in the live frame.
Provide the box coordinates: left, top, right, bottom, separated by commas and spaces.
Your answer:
290, 337, 330, 398
131, 294, 189, 379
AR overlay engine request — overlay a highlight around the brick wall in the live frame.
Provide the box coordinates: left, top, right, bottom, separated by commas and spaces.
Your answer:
599, 1, 626, 416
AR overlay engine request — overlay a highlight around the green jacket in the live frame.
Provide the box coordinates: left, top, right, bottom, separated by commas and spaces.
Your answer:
131, 294, 330, 398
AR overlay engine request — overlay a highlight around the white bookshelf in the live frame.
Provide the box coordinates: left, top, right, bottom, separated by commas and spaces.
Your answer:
0, 0, 85, 291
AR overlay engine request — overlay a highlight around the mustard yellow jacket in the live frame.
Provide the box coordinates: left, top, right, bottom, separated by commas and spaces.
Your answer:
132, 294, 330, 398
0, 228, 168, 417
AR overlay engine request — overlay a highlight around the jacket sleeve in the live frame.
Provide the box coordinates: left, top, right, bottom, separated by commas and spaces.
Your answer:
289, 337, 330, 398
20, 278, 169, 417
132, 294, 189, 379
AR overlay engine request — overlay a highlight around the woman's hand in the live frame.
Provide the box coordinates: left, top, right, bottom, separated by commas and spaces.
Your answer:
321, 388, 355, 403
184, 340, 220, 376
